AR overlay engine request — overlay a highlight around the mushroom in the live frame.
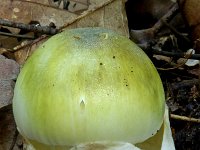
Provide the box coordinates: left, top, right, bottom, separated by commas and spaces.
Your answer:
13, 28, 168, 150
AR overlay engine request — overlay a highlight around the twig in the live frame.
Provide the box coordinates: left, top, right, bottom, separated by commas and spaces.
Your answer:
154, 48, 197, 70
131, 3, 179, 45
13, 35, 49, 52
153, 3, 180, 34
153, 48, 200, 60
0, 31, 34, 39
58, 0, 117, 31
0, 18, 58, 35
170, 114, 200, 123
157, 60, 187, 70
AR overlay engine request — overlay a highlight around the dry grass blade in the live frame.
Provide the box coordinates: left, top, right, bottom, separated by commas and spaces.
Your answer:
171, 114, 200, 123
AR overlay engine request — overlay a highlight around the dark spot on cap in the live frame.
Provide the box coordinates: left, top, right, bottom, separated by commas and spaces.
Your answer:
113, 56, 115, 59
100, 63, 103, 65
80, 100, 85, 110
73, 35, 81, 40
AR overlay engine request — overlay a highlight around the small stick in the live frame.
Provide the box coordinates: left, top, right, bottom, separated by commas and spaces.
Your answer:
0, 31, 34, 39
131, 3, 179, 45
152, 48, 200, 60
153, 3, 180, 34
0, 18, 58, 35
13, 34, 48, 52
170, 114, 200, 123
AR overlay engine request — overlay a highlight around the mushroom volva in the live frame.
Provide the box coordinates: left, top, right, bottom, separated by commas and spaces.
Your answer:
13, 28, 165, 149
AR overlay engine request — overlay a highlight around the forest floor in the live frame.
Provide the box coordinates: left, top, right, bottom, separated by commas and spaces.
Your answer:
126, 1, 200, 150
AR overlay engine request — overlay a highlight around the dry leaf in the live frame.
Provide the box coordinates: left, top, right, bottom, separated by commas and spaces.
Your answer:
153, 55, 172, 63
0, 0, 78, 33
14, 0, 129, 65
14, 37, 48, 65
64, 0, 129, 37
0, 55, 19, 109
0, 80, 15, 109
1, 0, 128, 36
0, 35, 19, 49
0, 55, 19, 80
179, 0, 200, 27
177, 49, 199, 66
179, 0, 200, 52
0, 56, 21, 149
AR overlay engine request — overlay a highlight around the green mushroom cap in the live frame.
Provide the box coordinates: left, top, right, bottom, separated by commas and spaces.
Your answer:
13, 28, 165, 149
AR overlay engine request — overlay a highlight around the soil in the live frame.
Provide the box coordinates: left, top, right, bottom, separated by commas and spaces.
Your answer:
159, 64, 200, 150
126, 1, 200, 150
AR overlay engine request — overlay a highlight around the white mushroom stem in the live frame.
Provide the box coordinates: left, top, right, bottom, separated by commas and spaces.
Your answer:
161, 105, 175, 150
